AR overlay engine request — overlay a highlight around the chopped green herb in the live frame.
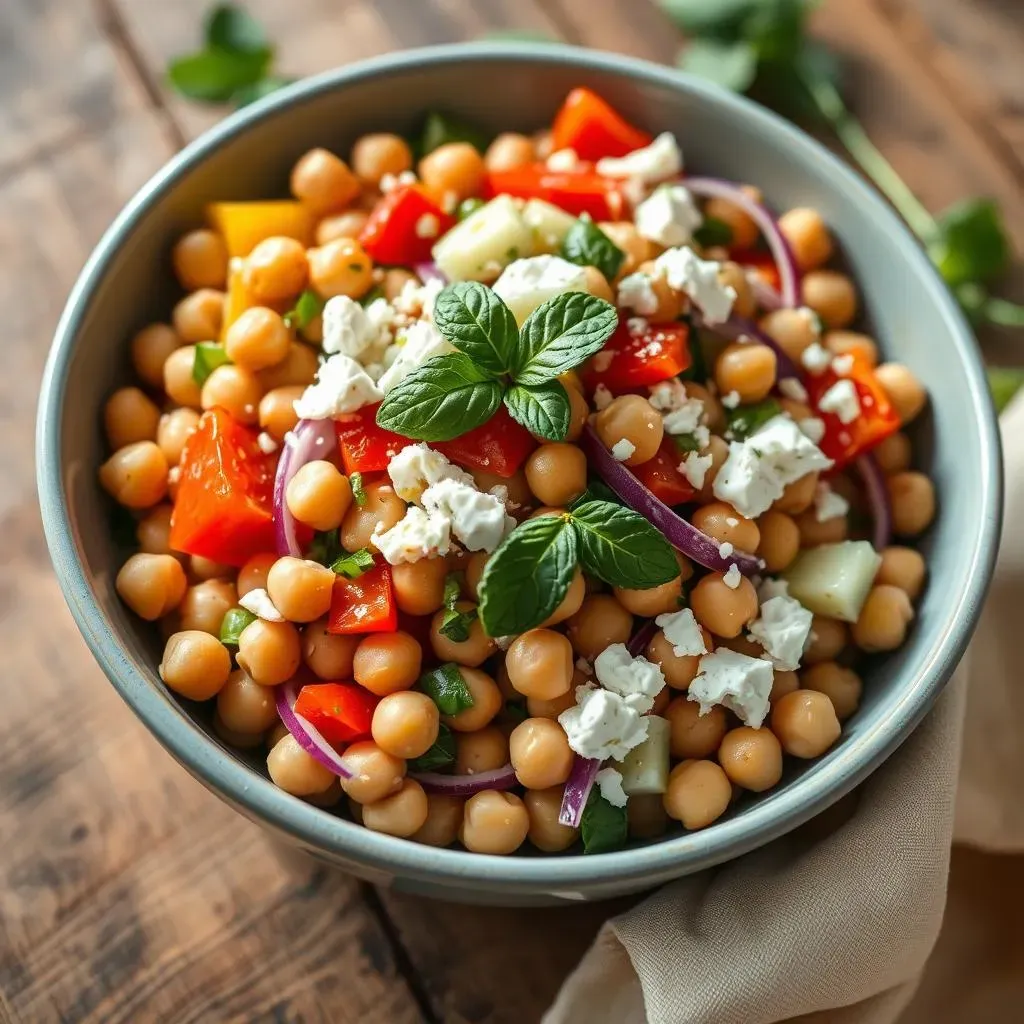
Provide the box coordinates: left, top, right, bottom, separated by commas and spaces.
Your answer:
307, 528, 344, 566
693, 216, 734, 248
191, 342, 231, 385
219, 606, 257, 646
672, 432, 703, 454
283, 289, 325, 331
350, 472, 367, 506
330, 547, 375, 579
571, 500, 679, 589
438, 573, 477, 642
505, 246, 521, 261
407, 723, 457, 772
359, 284, 385, 307
418, 110, 489, 157
580, 789, 628, 854
458, 197, 486, 220
726, 398, 782, 440
559, 215, 626, 283
678, 314, 709, 382
419, 663, 475, 717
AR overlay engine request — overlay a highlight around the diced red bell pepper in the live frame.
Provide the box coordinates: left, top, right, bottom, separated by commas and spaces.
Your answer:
551, 87, 653, 161
731, 249, 781, 292
580, 319, 691, 395
334, 403, 411, 475
328, 561, 398, 635
632, 438, 698, 507
436, 405, 536, 478
485, 164, 628, 221
359, 184, 456, 266
804, 353, 901, 470
169, 408, 276, 566
293, 682, 379, 746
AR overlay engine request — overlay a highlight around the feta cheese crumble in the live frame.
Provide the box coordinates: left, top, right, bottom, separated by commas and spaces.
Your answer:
593, 643, 666, 714
681, 450, 713, 489
596, 767, 629, 808
818, 379, 861, 424
256, 431, 279, 454
799, 417, 826, 444
655, 608, 707, 657
611, 438, 636, 461
723, 564, 742, 589
617, 272, 659, 316
688, 649, 774, 728
801, 341, 832, 374
415, 213, 440, 239
721, 390, 741, 410
392, 277, 445, 321
596, 132, 683, 185
321, 295, 381, 358
712, 414, 834, 518
814, 481, 850, 523
293, 353, 383, 419
719, 541, 734, 558
634, 184, 703, 247
654, 246, 736, 324
387, 443, 473, 503
422, 478, 509, 552
558, 684, 650, 762
377, 319, 454, 394
492, 255, 589, 323
832, 354, 855, 376
748, 594, 814, 671
758, 577, 790, 602
778, 377, 809, 402
238, 588, 285, 622
372, 506, 451, 564
649, 380, 706, 437
546, 148, 580, 172
593, 384, 614, 411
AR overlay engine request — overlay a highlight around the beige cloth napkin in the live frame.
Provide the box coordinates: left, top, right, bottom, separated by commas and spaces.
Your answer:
546, 395, 1024, 1024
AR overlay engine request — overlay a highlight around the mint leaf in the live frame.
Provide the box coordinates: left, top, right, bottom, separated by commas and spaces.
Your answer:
407, 723, 457, 772
418, 111, 489, 157
330, 547, 375, 579
219, 607, 257, 647
580, 789, 627, 854
283, 289, 324, 330
478, 515, 579, 636
192, 342, 231, 385
726, 397, 782, 440
504, 382, 572, 441
560, 216, 625, 283
168, 49, 271, 102
514, 293, 619, 385
419, 663, 475, 717
569, 480, 622, 511
205, 3, 270, 54
307, 528, 344, 566
988, 367, 1024, 414
679, 38, 758, 92
376, 354, 503, 442
433, 282, 518, 377
350, 472, 367, 507
930, 198, 1011, 288
693, 216, 735, 248
571, 501, 679, 589
439, 573, 476, 642
232, 75, 294, 108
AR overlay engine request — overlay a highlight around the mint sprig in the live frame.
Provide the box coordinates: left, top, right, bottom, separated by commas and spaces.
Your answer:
419, 663, 475, 717
560, 215, 625, 283
580, 789, 628, 854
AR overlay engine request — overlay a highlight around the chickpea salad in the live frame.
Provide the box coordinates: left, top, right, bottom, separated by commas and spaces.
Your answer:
100, 87, 934, 856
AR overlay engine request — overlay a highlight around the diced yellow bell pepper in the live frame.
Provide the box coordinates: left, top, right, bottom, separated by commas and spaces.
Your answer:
207, 200, 314, 258
221, 261, 259, 340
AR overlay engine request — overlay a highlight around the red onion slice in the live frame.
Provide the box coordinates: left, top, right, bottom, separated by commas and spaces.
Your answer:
685, 176, 802, 308
410, 764, 516, 795
749, 275, 784, 312
559, 756, 601, 828
273, 418, 337, 557
627, 619, 658, 658
580, 424, 762, 576
274, 678, 354, 779
855, 453, 892, 551
413, 261, 448, 286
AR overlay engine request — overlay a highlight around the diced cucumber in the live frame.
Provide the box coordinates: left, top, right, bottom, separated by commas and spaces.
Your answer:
618, 716, 670, 796
522, 198, 578, 254
782, 541, 882, 623
431, 194, 534, 282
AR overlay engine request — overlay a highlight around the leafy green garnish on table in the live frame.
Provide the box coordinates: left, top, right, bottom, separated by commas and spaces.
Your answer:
987, 368, 1024, 415
439, 574, 477, 643
329, 547, 375, 579
219, 607, 257, 646
419, 663, 475, 717
192, 342, 231, 385
283, 289, 325, 331
560, 215, 626, 283
407, 723, 457, 772
580, 789, 628, 854
377, 283, 617, 443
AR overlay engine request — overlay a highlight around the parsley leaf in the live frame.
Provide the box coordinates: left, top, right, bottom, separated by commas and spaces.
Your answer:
929, 198, 1011, 288
679, 38, 758, 92
329, 547, 375, 579
439, 573, 477, 642
693, 216, 735, 248
433, 282, 519, 377
283, 289, 325, 331
168, 48, 271, 102
726, 397, 782, 440
307, 529, 344, 566
672, 432, 703, 454
219, 607, 257, 647
350, 472, 367, 507
580, 789, 628, 854
376, 353, 504, 442
560, 215, 626, 283
205, 3, 270, 53
478, 515, 579, 636
570, 501, 679, 589
503, 381, 572, 441
407, 723, 457, 772
231, 75, 294, 107
191, 342, 230, 385
419, 663, 475, 717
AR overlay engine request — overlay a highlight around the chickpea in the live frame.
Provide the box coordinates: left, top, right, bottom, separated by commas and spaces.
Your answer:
759, 307, 820, 364
637, 259, 686, 322
410, 793, 465, 847
223, 307, 290, 371
214, 714, 264, 749
360, 778, 429, 837
695, 435, 730, 502
284, 460, 352, 533
132, 322, 182, 389
484, 132, 534, 173
167, 466, 181, 503
526, 684, 579, 720
873, 432, 912, 475
525, 443, 587, 506
876, 546, 926, 601
717, 261, 756, 318
774, 472, 819, 515
236, 618, 302, 686
803, 615, 848, 665
665, 696, 727, 758
390, 557, 447, 616
290, 148, 361, 213
614, 577, 683, 618
802, 270, 857, 329
599, 221, 655, 279
115, 553, 187, 620
689, 572, 758, 638
663, 759, 731, 830
258, 385, 304, 442
509, 718, 574, 790
316, 210, 369, 246
305, 779, 343, 808
504, 629, 573, 701
627, 793, 669, 839
714, 342, 777, 404
172, 288, 224, 343
442, 667, 503, 733
540, 568, 586, 627
646, 626, 711, 690
524, 786, 579, 852
565, 594, 633, 661
302, 618, 359, 680
419, 142, 485, 204
162, 345, 202, 408
824, 330, 878, 367
104, 387, 160, 450
801, 662, 861, 721
178, 579, 236, 634
340, 480, 405, 550
372, 691, 439, 759
99, 441, 168, 509
454, 726, 508, 775
852, 584, 914, 653
873, 362, 927, 426
338, 741, 406, 804
353, 631, 423, 696
796, 507, 848, 548
242, 237, 308, 303
200, 364, 263, 425
257, 342, 319, 391
460, 790, 530, 855
705, 191, 761, 250
718, 726, 783, 792
594, 394, 664, 466
462, 552, 489, 602
172, 229, 228, 290
216, 669, 278, 736
383, 268, 419, 302
265, 557, 335, 623
770, 669, 799, 704
771, 689, 841, 758
308, 238, 374, 300
429, 604, 496, 667
237, 552, 276, 597
351, 133, 413, 186
154, 408, 199, 468
189, 555, 232, 582
886, 471, 935, 537
267, 734, 335, 796
136, 504, 175, 557
691, 502, 760, 555
778, 207, 833, 270
754, 510, 799, 573
159, 630, 231, 700
265, 721, 289, 750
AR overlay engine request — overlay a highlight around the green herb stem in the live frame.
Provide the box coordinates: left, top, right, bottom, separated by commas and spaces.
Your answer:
983, 297, 1024, 328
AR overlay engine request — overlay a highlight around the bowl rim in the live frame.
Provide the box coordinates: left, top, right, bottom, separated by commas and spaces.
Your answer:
37, 41, 1002, 891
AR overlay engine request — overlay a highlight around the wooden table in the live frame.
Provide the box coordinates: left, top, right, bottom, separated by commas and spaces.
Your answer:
2, 2, 1022, 1021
